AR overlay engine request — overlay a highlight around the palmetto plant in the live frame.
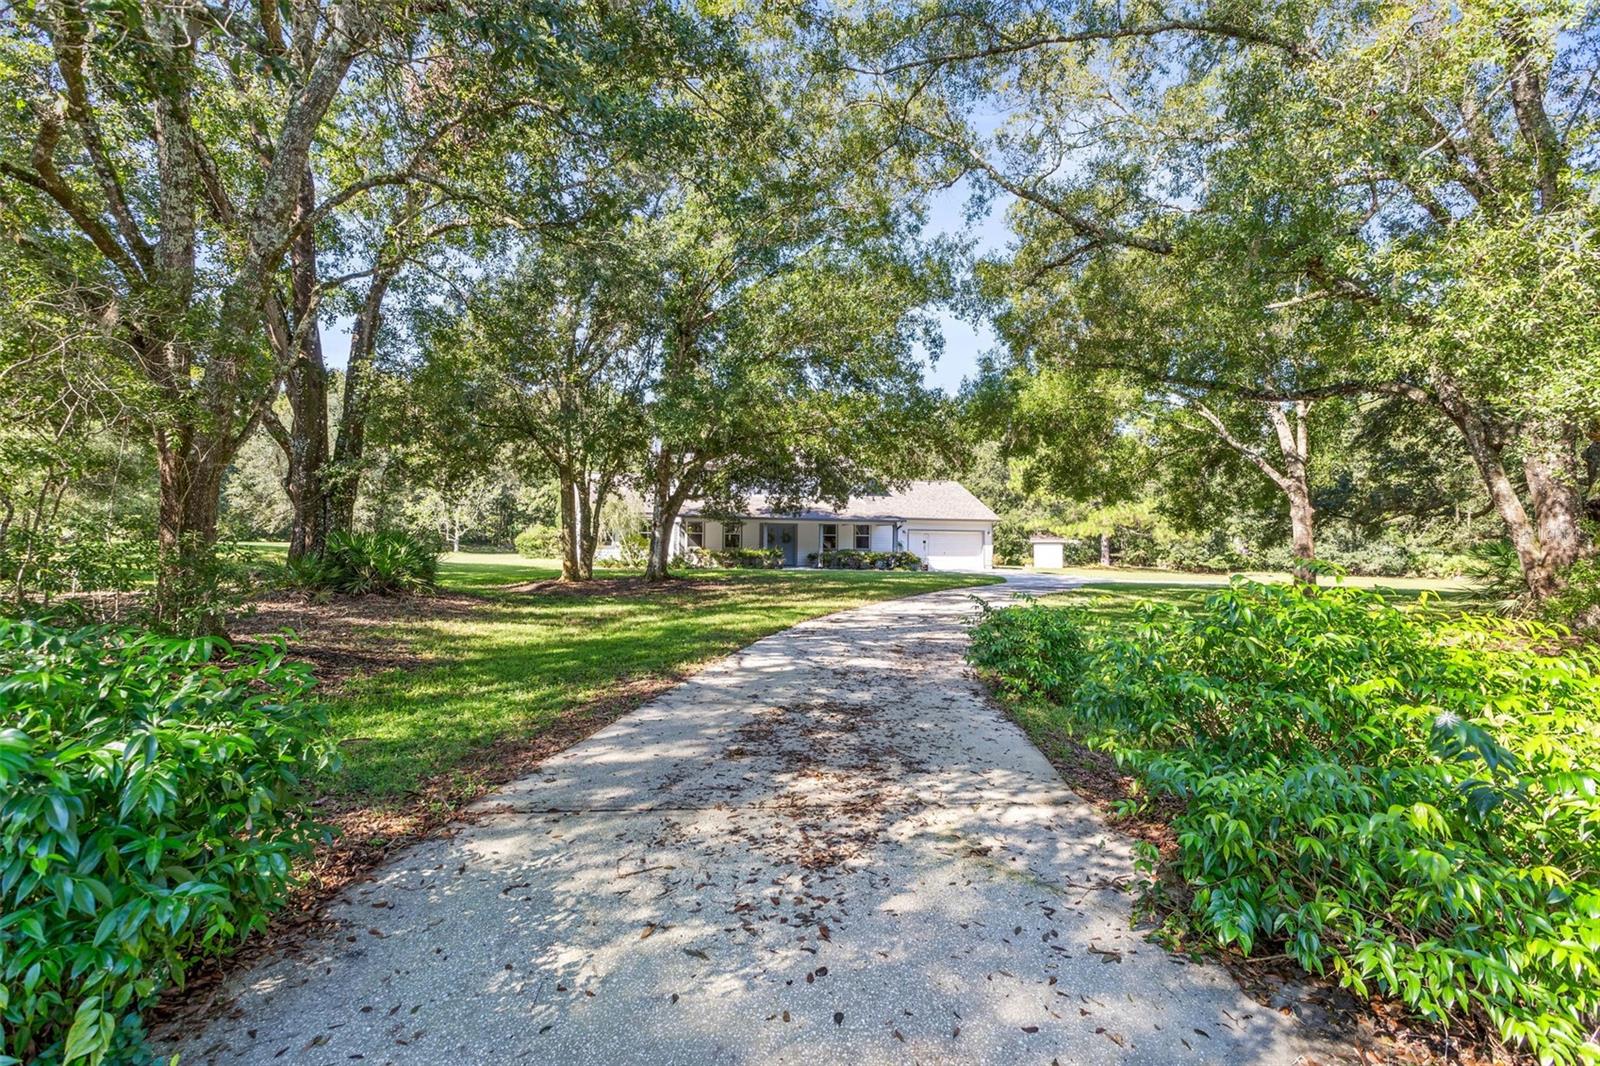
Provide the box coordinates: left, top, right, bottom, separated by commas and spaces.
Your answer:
288, 531, 440, 595
1461, 539, 1530, 615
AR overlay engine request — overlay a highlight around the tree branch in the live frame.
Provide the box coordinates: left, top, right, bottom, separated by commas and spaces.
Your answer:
0, 112, 144, 283
913, 121, 1173, 254
53, 0, 154, 272
1188, 399, 1292, 491
850, 18, 1313, 76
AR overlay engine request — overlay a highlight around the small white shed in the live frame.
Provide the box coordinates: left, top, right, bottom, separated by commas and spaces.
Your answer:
1030, 534, 1066, 569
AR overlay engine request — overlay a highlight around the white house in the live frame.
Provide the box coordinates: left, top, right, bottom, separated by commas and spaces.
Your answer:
676, 480, 998, 571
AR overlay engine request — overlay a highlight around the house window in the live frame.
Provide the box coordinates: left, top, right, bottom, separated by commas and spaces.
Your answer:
821, 524, 838, 551
685, 521, 704, 548
853, 524, 871, 550
723, 524, 742, 549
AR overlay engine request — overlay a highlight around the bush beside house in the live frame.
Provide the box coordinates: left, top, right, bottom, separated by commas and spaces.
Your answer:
684, 547, 783, 569
811, 549, 923, 571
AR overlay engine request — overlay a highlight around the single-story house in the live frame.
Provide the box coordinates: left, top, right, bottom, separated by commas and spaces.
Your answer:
1030, 534, 1067, 569
676, 480, 998, 571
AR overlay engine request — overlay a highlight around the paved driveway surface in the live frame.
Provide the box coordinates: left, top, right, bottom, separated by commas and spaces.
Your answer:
163, 574, 1352, 1065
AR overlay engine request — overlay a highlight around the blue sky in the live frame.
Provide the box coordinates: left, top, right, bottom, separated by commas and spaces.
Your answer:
319, 181, 1016, 395
918, 180, 1013, 395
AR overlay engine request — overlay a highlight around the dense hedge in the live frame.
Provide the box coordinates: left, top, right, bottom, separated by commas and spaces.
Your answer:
513, 524, 561, 560
287, 530, 439, 594
0, 621, 334, 1065
969, 582, 1600, 1064
684, 546, 782, 569
811, 549, 923, 571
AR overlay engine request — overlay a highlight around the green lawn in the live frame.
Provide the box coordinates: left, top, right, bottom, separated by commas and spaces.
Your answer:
318, 553, 998, 804
1018, 568, 1489, 626
1008, 563, 1477, 591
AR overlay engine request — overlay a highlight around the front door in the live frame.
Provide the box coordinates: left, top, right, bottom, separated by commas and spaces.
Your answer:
762, 523, 799, 567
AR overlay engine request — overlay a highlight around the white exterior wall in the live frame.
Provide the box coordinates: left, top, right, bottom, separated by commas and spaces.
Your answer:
903, 519, 994, 570
676, 516, 996, 569
687, 518, 755, 550
1032, 542, 1065, 569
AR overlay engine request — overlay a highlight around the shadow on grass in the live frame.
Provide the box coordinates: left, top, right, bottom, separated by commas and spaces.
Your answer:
324, 568, 997, 803
1040, 578, 1492, 627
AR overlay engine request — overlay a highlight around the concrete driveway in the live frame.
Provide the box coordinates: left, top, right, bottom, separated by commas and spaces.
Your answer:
162, 574, 1352, 1065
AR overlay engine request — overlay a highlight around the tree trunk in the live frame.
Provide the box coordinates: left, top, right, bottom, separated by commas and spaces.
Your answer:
1287, 483, 1316, 585
1523, 417, 1588, 573
644, 450, 675, 582
153, 432, 231, 634
1192, 397, 1319, 586
1099, 531, 1111, 566
280, 373, 330, 561
280, 169, 332, 561
328, 269, 395, 536
1270, 402, 1317, 585
578, 475, 612, 580
557, 469, 582, 581
1430, 373, 1582, 600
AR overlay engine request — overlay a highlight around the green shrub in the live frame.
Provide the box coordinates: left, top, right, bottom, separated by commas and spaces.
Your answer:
813, 549, 923, 570
0, 620, 334, 1065
593, 535, 648, 569
288, 530, 439, 595
1152, 534, 1243, 573
0, 528, 154, 616
684, 546, 782, 569
513, 524, 561, 560
615, 533, 649, 568
0, 528, 274, 633
1462, 540, 1528, 614
969, 582, 1600, 1064
1545, 557, 1600, 633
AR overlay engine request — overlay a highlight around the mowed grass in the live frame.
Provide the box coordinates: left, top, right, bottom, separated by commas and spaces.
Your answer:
321, 552, 999, 804
1019, 568, 1489, 626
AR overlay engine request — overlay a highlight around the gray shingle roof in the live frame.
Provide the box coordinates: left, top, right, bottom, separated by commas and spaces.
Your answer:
682, 480, 998, 523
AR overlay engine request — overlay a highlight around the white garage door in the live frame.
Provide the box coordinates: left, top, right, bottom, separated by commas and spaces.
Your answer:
915, 530, 985, 571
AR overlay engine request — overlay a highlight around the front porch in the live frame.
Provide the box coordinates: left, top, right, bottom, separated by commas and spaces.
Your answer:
682, 517, 901, 567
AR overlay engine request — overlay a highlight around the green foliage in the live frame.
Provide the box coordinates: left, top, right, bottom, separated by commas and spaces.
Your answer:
154, 538, 285, 637
513, 524, 562, 560
0, 530, 154, 618
0, 621, 334, 1065
684, 547, 783, 569
1463, 541, 1532, 614
288, 531, 439, 595
970, 582, 1600, 1064
592, 535, 649, 570
1545, 558, 1600, 634
615, 533, 650, 568
812, 549, 923, 571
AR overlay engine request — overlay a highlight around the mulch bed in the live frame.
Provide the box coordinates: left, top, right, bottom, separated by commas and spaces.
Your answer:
151, 589, 696, 1031
227, 589, 483, 685
989, 691, 1513, 1066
